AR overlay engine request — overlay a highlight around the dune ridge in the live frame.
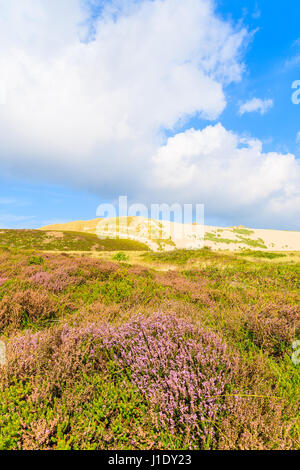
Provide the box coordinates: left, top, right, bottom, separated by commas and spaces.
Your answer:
40, 216, 300, 252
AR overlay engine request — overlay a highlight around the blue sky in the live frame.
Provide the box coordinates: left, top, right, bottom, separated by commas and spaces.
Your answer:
218, 0, 300, 156
0, 0, 300, 230
182, 0, 300, 155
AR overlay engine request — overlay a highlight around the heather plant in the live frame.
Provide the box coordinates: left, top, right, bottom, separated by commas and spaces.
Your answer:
30, 267, 82, 293
102, 313, 236, 448
45, 255, 119, 282
0, 277, 8, 287
243, 301, 300, 355
217, 352, 299, 450
1, 313, 236, 449
156, 271, 214, 308
0, 371, 171, 450
0, 290, 58, 333
128, 265, 154, 278
219, 395, 295, 450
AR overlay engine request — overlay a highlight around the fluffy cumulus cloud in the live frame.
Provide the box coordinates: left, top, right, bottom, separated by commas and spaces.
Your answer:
0, 0, 245, 187
0, 0, 299, 228
239, 97, 274, 115
151, 124, 300, 228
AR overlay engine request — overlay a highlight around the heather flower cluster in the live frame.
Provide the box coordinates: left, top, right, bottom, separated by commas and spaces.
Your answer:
29, 268, 79, 293
156, 271, 214, 307
0, 290, 57, 332
3, 313, 235, 447
0, 277, 8, 286
26, 255, 119, 293
244, 301, 300, 355
103, 314, 235, 445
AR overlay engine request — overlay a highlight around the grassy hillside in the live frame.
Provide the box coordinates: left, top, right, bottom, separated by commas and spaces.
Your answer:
0, 245, 299, 450
0, 229, 149, 252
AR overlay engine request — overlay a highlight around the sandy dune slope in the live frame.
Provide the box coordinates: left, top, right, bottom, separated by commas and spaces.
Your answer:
40, 217, 300, 252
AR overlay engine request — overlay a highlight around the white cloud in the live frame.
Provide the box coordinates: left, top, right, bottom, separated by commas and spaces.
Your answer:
151, 124, 300, 229
0, 0, 83, 56
1, 1, 299, 229
239, 97, 273, 115
0, 0, 246, 194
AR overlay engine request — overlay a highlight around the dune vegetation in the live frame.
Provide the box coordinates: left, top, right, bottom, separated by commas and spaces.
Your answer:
0, 243, 299, 450
0, 230, 149, 252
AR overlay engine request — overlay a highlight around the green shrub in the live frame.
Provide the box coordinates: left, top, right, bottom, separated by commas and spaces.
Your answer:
100, 273, 134, 304
112, 252, 129, 262
239, 250, 286, 259
232, 228, 254, 236
28, 256, 45, 266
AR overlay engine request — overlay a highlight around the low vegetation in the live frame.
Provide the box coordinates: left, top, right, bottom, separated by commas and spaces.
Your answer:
239, 250, 286, 259
205, 232, 267, 249
232, 228, 255, 236
0, 229, 149, 252
0, 242, 299, 450
112, 252, 130, 262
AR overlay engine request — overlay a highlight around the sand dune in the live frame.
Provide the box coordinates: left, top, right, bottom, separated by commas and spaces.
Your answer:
40, 217, 300, 252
